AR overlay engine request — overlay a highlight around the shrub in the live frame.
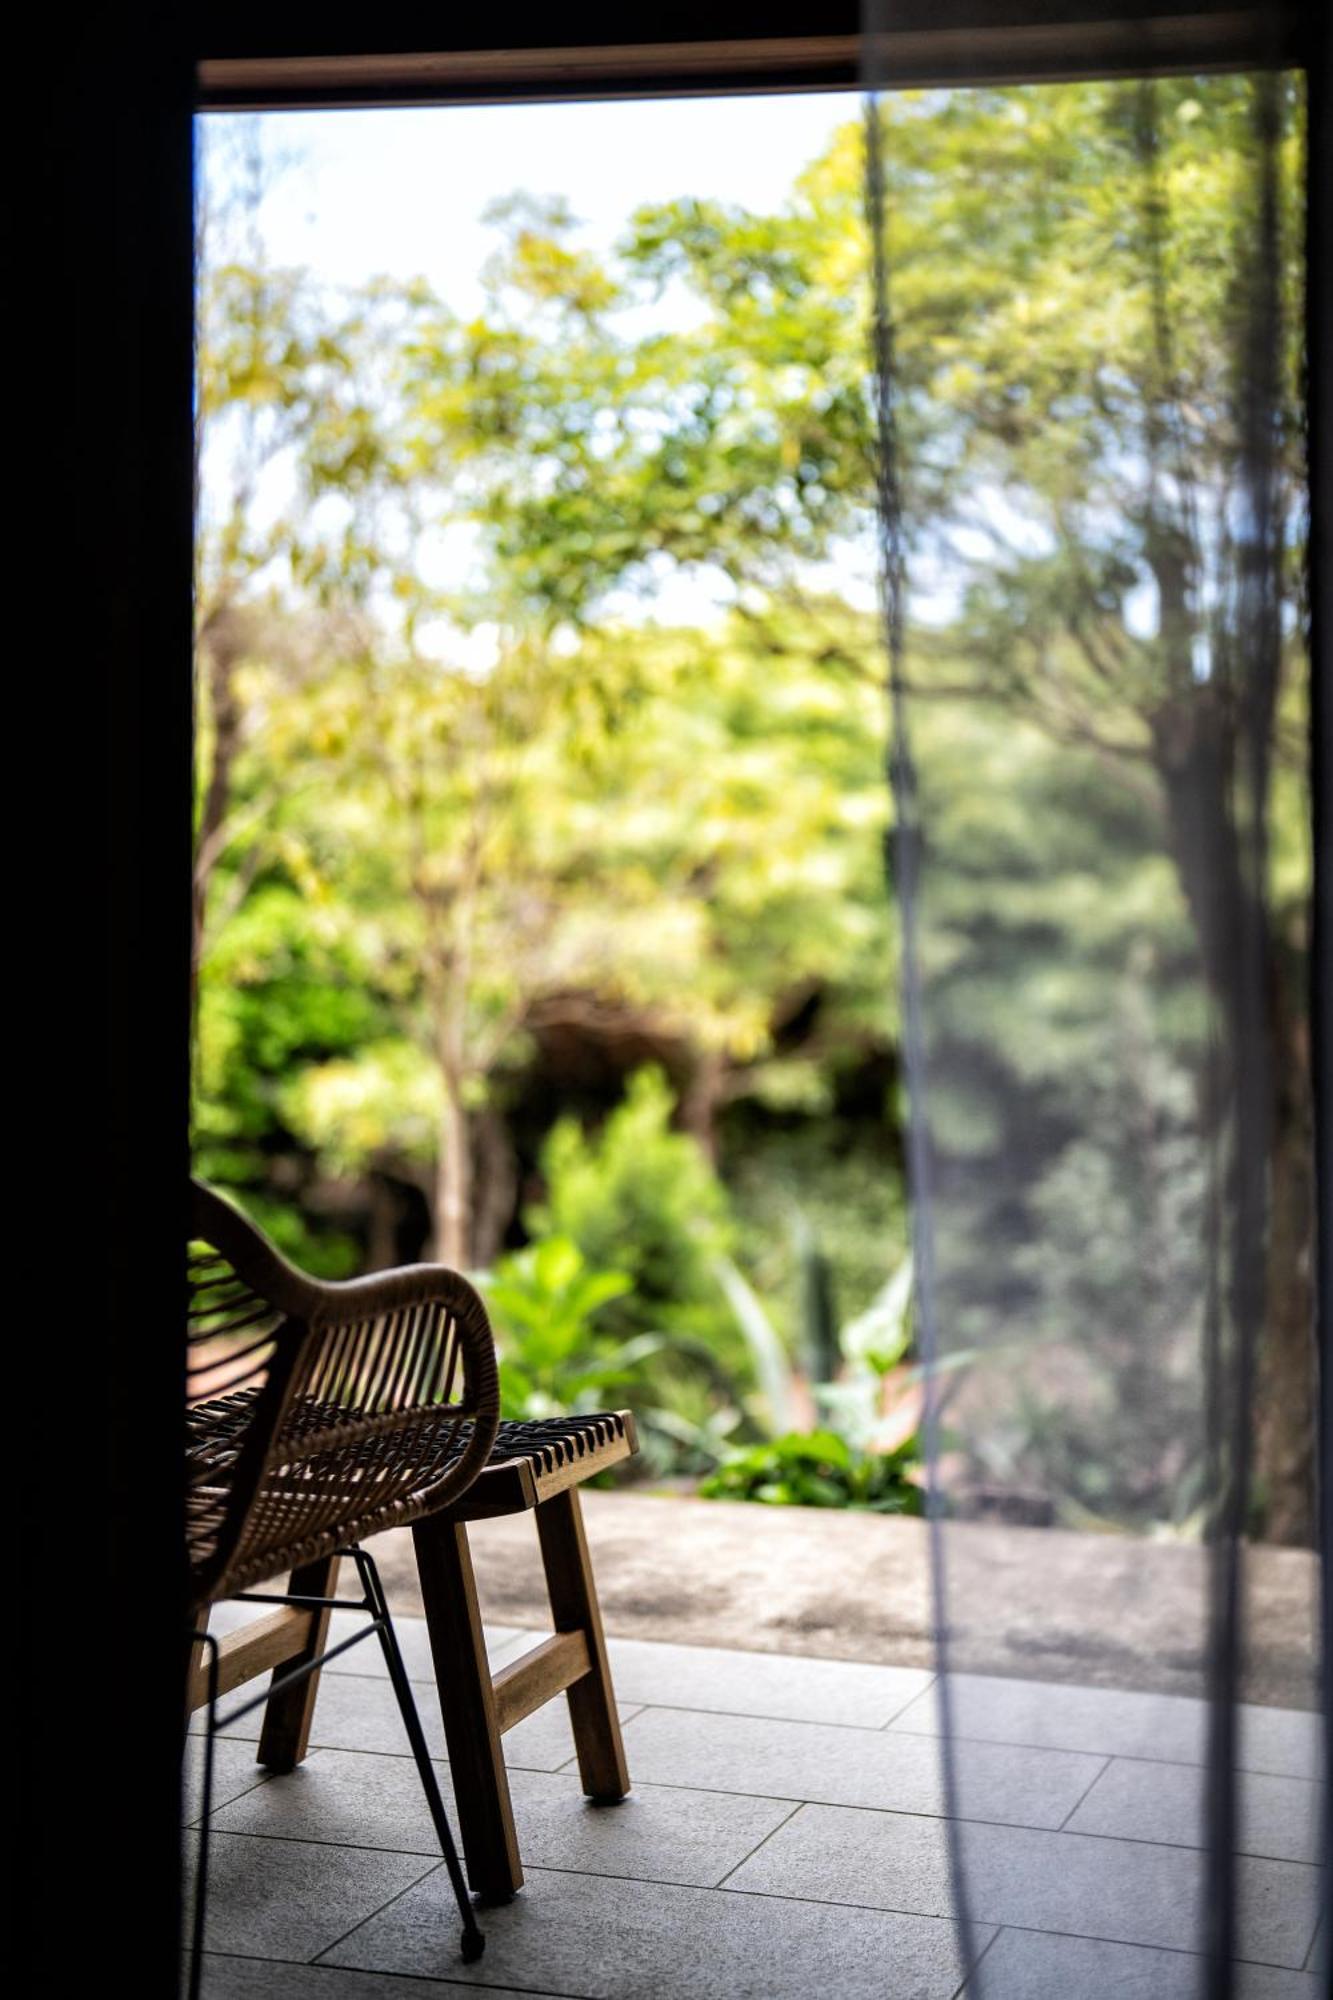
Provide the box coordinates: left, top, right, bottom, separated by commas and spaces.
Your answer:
698, 1430, 923, 1513
478, 1235, 653, 1421
527, 1066, 735, 1346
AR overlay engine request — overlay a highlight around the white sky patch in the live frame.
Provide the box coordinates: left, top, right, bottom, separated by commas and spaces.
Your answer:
1124, 575, 1160, 641
199, 94, 855, 320
413, 617, 503, 675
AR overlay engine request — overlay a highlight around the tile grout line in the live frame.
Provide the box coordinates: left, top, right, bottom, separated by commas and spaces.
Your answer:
184, 1826, 440, 1970
712, 1799, 806, 1888
200, 1948, 593, 2000
195, 1799, 1325, 1875
551, 1703, 646, 1774
184, 1737, 277, 1828
236, 1608, 950, 1682
878, 1677, 939, 1730
490, 1863, 1318, 1975
878, 1721, 1316, 1782
307, 1853, 447, 1968
249, 1673, 949, 1739
620, 1696, 1318, 1778
194, 1836, 1318, 1981
704, 1795, 1325, 1867
204, 1683, 1320, 1779
718, 1878, 1317, 1974
1055, 1754, 1111, 1831
195, 1751, 1326, 1865
949, 1919, 1004, 2000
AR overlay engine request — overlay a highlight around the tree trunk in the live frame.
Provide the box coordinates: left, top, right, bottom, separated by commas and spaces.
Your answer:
680, 1049, 726, 1163
1252, 934, 1316, 1544
435, 1070, 472, 1269
366, 1176, 402, 1272
471, 1106, 518, 1269
192, 602, 247, 995
1154, 700, 1315, 1547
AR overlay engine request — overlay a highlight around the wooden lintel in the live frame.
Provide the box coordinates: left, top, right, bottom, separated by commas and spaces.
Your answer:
492, 1630, 592, 1735
197, 15, 1299, 112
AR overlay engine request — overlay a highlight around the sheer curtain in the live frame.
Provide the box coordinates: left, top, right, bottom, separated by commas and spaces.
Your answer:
861, 6, 1325, 1992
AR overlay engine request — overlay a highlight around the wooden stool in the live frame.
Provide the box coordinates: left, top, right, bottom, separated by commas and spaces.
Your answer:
412, 1411, 638, 1901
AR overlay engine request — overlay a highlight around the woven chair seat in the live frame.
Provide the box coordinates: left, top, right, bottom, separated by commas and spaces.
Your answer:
189, 1393, 636, 1579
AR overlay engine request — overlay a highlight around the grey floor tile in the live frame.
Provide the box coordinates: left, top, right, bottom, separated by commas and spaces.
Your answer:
1232, 1966, 1330, 1999
620, 1704, 1104, 1828
1066, 1757, 1322, 1862
603, 1636, 932, 1727
508, 1696, 642, 1773
888, 1676, 1207, 1764
1239, 1707, 1325, 1783
726, 1802, 1321, 1968
323, 1863, 989, 1999
185, 1737, 274, 1822
198, 1956, 566, 1999
964, 1929, 1200, 1999
208, 1671, 441, 1756
186, 1832, 435, 1961
963, 1929, 1324, 1999
889, 1676, 1321, 1780
210, 1746, 453, 1851
207, 1662, 636, 1771
504, 1772, 795, 1888
213, 1749, 795, 1888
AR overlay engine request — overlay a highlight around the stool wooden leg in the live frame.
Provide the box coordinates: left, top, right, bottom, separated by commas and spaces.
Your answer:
412, 1512, 523, 1901
257, 1552, 341, 1773
535, 1487, 630, 1801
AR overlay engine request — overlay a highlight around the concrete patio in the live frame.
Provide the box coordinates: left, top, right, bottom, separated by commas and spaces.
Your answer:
188, 1531, 1326, 1999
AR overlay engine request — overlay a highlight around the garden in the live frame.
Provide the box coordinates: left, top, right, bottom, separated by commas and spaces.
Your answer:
193, 77, 1313, 1540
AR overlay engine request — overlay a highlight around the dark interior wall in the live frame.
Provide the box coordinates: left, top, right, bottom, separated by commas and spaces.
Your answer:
31, 8, 195, 1980
193, 0, 1277, 58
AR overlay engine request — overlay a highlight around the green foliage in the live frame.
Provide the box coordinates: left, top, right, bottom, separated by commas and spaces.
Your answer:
702, 1241, 924, 1508
528, 1069, 736, 1345
192, 85, 1311, 1524
478, 1236, 648, 1420
725, 1119, 907, 1354
699, 1431, 922, 1514
480, 1231, 762, 1478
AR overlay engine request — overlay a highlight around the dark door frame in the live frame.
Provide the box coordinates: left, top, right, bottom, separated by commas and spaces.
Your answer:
38, 4, 1324, 1988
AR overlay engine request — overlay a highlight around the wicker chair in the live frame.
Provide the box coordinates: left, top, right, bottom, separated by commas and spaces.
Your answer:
185, 1177, 501, 1982
185, 1179, 638, 1981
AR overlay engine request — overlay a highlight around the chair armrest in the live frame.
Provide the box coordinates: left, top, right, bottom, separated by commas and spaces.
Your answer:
192, 1179, 499, 1468
190, 1178, 502, 1594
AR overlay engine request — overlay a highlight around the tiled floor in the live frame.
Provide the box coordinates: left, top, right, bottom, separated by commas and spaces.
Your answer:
189, 1610, 1326, 1999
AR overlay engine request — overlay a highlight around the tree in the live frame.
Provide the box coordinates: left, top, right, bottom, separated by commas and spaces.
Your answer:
218, 605, 892, 1268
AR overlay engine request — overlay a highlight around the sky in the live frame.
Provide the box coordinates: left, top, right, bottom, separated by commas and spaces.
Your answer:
198, 93, 856, 319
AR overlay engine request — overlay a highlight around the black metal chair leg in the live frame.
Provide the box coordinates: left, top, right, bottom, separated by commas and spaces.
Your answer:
186, 1629, 220, 2000
349, 1546, 485, 1963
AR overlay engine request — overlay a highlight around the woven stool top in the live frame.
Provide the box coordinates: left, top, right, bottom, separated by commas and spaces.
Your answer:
189, 1392, 637, 1532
